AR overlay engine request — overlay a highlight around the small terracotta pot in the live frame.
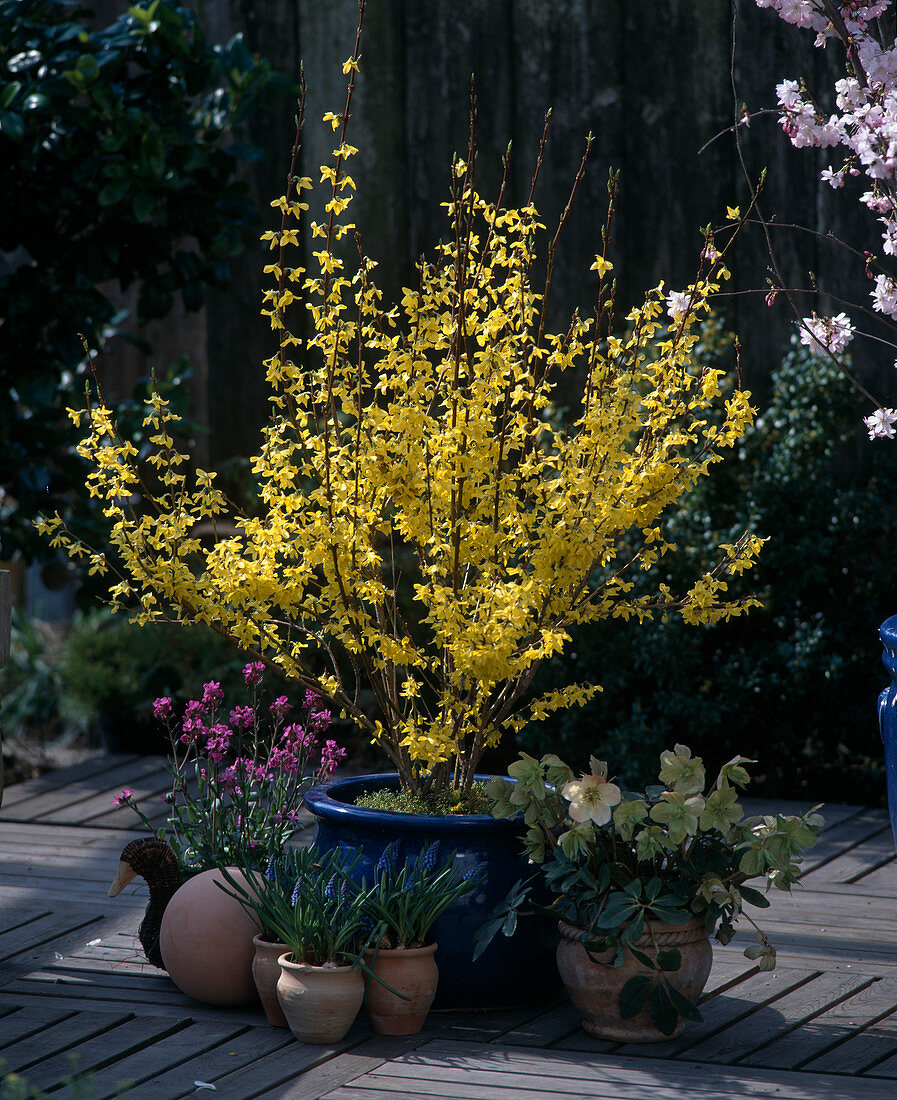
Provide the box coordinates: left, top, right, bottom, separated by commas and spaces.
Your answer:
252, 935, 289, 1027
276, 953, 365, 1044
556, 918, 712, 1042
158, 868, 260, 1006
364, 943, 439, 1035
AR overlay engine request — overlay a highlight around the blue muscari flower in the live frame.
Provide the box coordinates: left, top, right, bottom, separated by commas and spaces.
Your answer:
420, 841, 440, 872
265, 856, 276, 882
377, 840, 399, 873
463, 863, 485, 882
324, 874, 339, 901
291, 877, 303, 907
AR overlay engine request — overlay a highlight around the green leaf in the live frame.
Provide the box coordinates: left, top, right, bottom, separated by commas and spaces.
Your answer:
0, 82, 22, 109
645, 902, 693, 925
667, 983, 703, 1022
628, 946, 655, 969
738, 884, 770, 908
619, 975, 652, 1019
649, 983, 679, 1036
594, 894, 640, 928
98, 181, 129, 206
132, 192, 155, 221
75, 54, 100, 82
22, 93, 50, 111
656, 948, 682, 972
0, 112, 24, 141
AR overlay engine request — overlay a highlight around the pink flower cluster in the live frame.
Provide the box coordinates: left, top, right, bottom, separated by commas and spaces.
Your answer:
799, 312, 855, 354
757, 0, 897, 437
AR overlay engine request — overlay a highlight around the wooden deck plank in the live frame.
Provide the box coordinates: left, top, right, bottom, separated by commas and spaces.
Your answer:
424, 1004, 556, 1043
64, 1019, 256, 1100
801, 828, 897, 885
0, 1005, 75, 1048
24, 1015, 186, 1092
45, 771, 173, 827
98, 1023, 296, 1100
855, 1039, 897, 1078
564, 967, 819, 1061
0, 907, 51, 936
738, 975, 897, 1069
321, 1039, 897, 1099
0, 908, 102, 962
250, 1037, 427, 1100
0, 755, 144, 808
0, 1009, 135, 1073
801, 1006, 897, 1074
850, 859, 897, 890
678, 971, 872, 1064
0, 756, 168, 822
496, 1002, 589, 1048
797, 808, 890, 876
0, 820, 136, 844
188, 1030, 370, 1098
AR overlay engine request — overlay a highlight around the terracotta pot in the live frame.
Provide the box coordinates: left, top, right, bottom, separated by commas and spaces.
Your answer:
252, 935, 289, 1027
158, 868, 260, 1007
364, 943, 438, 1035
556, 917, 712, 1042
276, 953, 365, 1044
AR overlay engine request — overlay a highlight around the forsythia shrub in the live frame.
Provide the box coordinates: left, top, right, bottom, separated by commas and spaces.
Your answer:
38, 43, 763, 797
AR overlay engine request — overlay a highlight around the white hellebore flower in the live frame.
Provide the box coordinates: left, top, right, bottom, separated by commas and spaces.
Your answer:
562, 773, 622, 826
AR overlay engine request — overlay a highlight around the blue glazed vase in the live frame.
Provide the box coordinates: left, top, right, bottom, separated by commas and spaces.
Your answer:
303, 773, 561, 1011
879, 615, 897, 852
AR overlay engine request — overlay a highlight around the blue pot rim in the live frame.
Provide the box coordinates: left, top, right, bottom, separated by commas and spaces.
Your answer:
304, 772, 521, 834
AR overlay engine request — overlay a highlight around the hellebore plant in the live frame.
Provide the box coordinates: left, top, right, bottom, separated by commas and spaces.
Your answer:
40, 6, 762, 800
114, 662, 346, 873
478, 746, 824, 1035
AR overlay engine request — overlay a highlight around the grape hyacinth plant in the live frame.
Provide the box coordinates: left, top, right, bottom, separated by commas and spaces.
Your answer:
362, 841, 486, 950
220, 844, 377, 966
114, 662, 347, 873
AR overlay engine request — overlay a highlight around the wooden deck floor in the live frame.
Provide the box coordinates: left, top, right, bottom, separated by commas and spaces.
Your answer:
2, 756, 897, 1098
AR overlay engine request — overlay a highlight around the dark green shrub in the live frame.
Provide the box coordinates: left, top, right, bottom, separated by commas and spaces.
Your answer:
0, 0, 288, 562
521, 327, 897, 803
0, 609, 289, 754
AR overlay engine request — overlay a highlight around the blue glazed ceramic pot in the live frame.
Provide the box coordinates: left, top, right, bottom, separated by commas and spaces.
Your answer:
303, 773, 561, 1010
879, 615, 897, 852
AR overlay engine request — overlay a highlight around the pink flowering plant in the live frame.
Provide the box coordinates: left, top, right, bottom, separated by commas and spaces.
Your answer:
478, 746, 823, 1035
749, 0, 897, 438
114, 661, 347, 872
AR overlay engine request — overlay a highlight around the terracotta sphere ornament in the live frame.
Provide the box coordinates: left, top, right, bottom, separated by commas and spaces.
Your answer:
159, 868, 261, 1006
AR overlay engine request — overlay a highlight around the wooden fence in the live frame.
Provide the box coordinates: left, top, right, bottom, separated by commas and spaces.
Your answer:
92, 0, 877, 459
